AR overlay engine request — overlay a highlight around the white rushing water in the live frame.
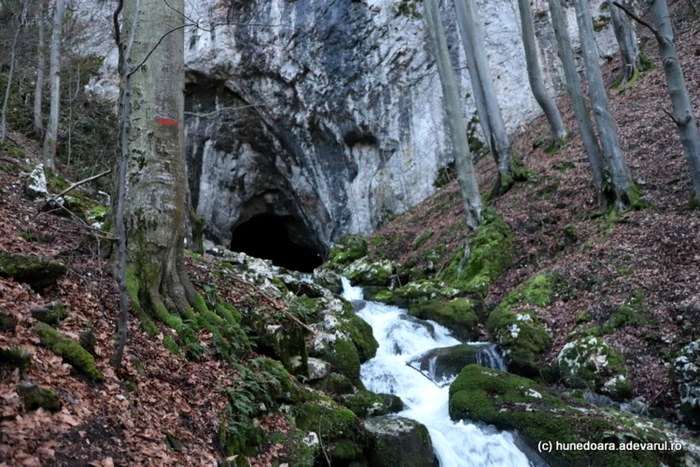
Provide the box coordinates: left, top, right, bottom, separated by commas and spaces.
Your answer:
341, 278, 531, 467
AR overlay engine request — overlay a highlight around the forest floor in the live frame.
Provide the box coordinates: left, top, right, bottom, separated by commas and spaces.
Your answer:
1, 1, 700, 466
368, 1, 700, 417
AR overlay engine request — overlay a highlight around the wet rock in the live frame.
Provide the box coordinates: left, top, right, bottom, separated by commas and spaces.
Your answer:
363, 416, 437, 467
392, 279, 460, 308
408, 298, 482, 342
312, 263, 342, 293
408, 344, 503, 385
330, 235, 368, 268
0, 249, 68, 289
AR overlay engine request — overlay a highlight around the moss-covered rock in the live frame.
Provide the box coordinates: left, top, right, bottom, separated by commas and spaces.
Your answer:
449, 365, 685, 467
18, 381, 61, 412
363, 416, 437, 467
439, 210, 513, 296
295, 401, 364, 463
392, 279, 460, 308
336, 300, 379, 363
557, 336, 632, 400
0, 347, 31, 377
487, 275, 555, 376
673, 339, 700, 427
312, 263, 342, 293
257, 321, 309, 377
341, 390, 404, 418
316, 372, 356, 395
30, 301, 69, 326
329, 235, 368, 268
343, 257, 395, 287
0, 249, 68, 289
372, 289, 394, 304
320, 338, 363, 387
0, 310, 17, 332
35, 323, 103, 381
264, 423, 318, 467
408, 298, 481, 341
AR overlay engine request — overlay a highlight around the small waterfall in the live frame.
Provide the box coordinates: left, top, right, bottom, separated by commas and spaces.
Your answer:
475, 343, 507, 371
341, 278, 530, 467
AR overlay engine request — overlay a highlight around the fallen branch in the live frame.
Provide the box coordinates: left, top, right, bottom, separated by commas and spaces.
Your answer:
41, 168, 112, 210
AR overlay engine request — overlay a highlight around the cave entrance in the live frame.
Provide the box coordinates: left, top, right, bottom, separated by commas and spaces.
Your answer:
230, 214, 323, 273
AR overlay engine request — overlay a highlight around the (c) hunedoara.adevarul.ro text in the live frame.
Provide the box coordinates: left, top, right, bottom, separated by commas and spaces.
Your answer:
537, 440, 683, 454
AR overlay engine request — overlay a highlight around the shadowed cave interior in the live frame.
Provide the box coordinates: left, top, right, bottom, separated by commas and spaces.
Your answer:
230, 214, 324, 273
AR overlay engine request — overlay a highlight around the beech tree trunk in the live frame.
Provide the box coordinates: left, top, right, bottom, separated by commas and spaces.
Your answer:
517, 0, 567, 146
607, 0, 641, 84
424, 0, 483, 230
451, 0, 492, 152
33, 0, 45, 137
121, 0, 197, 317
573, 0, 636, 207
648, 0, 700, 204
1, 0, 28, 142
453, 0, 514, 192
547, 0, 607, 201
42, 0, 65, 171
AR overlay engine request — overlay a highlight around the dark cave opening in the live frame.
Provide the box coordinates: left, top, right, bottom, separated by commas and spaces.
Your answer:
230, 214, 323, 273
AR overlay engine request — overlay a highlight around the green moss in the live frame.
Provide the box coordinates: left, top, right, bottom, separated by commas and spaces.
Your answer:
0, 249, 68, 289
343, 257, 395, 287
449, 365, 683, 467
35, 323, 103, 381
439, 210, 513, 296
316, 372, 355, 395
329, 235, 368, 268
163, 335, 181, 355
373, 290, 394, 304
295, 402, 362, 462
322, 339, 362, 386
342, 390, 403, 418
215, 301, 242, 325
18, 383, 61, 412
486, 275, 556, 375
410, 230, 434, 250
0, 311, 18, 332
336, 300, 379, 362
575, 311, 592, 324
0, 347, 31, 377
266, 424, 317, 467
602, 291, 650, 334
408, 298, 481, 341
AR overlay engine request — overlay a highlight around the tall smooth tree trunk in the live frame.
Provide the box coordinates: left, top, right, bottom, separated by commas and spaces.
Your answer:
517, 0, 567, 146
451, 0, 492, 153
607, 0, 641, 84
424, 0, 482, 230
42, 0, 65, 171
547, 0, 607, 201
648, 0, 700, 204
33, 0, 46, 137
453, 0, 514, 192
122, 0, 197, 316
573, 0, 636, 207
1, 0, 28, 142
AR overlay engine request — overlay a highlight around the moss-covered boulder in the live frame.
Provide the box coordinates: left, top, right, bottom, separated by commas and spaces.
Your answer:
318, 338, 363, 387
307, 357, 331, 381
18, 381, 61, 412
0, 310, 17, 332
673, 339, 700, 427
363, 416, 437, 467
341, 390, 404, 418
0, 249, 68, 289
35, 323, 103, 381
407, 344, 500, 384
408, 298, 481, 341
312, 263, 342, 293
392, 279, 460, 308
439, 210, 513, 296
30, 301, 69, 326
329, 234, 368, 268
0, 347, 31, 378
557, 336, 632, 400
449, 365, 686, 467
257, 322, 309, 378
316, 372, 355, 395
295, 401, 364, 464
343, 257, 395, 287
264, 423, 318, 467
487, 275, 555, 376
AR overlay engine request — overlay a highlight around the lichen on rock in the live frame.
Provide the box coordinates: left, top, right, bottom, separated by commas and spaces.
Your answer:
673, 339, 700, 427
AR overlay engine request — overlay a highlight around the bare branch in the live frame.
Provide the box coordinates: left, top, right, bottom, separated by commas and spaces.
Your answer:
41, 169, 112, 210
613, 1, 662, 41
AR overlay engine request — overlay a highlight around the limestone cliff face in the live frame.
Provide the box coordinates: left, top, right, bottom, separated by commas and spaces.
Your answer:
86, 0, 617, 253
